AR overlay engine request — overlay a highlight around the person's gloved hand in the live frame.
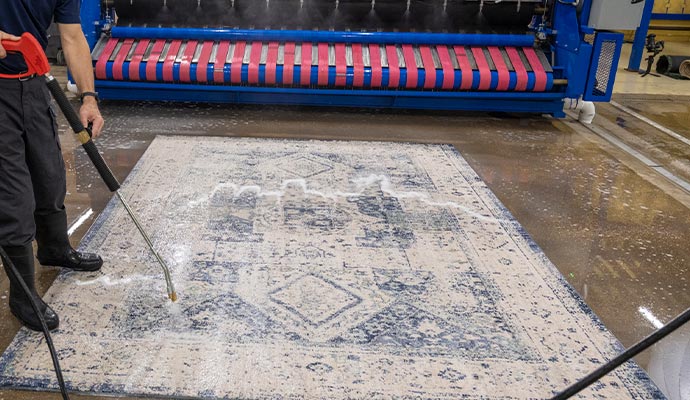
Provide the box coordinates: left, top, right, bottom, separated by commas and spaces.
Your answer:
79, 97, 104, 138
0, 30, 21, 59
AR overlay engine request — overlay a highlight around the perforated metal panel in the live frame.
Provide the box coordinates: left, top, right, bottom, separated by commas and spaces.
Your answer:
592, 41, 617, 96
584, 32, 624, 102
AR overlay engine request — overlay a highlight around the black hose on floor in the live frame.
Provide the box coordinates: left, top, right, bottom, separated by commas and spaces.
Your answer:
551, 306, 690, 399
0, 246, 70, 400
656, 55, 690, 74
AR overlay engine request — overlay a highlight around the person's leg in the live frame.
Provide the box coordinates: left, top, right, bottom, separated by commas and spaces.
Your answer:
0, 80, 35, 248
0, 78, 59, 331
23, 79, 102, 272
0, 245, 59, 331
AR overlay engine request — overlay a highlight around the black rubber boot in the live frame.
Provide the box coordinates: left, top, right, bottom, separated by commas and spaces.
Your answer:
35, 210, 103, 272
1, 244, 60, 332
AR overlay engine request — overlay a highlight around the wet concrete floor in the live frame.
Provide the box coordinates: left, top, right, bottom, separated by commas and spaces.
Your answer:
613, 95, 690, 141
596, 95, 690, 184
0, 70, 688, 399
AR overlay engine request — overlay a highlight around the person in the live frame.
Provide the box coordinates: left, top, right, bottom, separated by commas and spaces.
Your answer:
1, 0, 106, 332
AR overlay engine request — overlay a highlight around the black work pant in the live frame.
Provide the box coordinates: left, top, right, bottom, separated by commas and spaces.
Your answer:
0, 76, 67, 247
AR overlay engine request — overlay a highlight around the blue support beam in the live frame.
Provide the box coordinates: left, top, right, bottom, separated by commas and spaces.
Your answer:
579, 0, 594, 26
628, 0, 656, 72
651, 13, 690, 21
551, 0, 592, 99
94, 80, 567, 117
80, 0, 101, 49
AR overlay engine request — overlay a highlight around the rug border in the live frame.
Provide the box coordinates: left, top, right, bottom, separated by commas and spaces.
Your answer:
440, 144, 664, 398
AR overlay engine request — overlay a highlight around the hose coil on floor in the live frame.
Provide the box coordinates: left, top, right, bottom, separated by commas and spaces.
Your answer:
679, 60, 690, 79
656, 55, 690, 75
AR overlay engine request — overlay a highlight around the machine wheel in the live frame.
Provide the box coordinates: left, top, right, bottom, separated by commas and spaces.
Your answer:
56, 49, 66, 66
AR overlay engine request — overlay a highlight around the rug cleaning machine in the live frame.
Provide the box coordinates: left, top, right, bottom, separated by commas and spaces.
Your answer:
79, 0, 644, 117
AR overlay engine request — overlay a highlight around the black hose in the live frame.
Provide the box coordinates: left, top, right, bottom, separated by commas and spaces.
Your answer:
46, 78, 84, 133
656, 55, 690, 74
81, 138, 121, 192
551, 306, 690, 399
0, 247, 70, 400
45, 76, 121, 193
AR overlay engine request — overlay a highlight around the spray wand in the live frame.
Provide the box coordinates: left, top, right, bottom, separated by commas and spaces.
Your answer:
0, 33, 177, 302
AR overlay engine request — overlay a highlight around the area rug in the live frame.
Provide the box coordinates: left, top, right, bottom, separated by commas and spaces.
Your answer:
0, 136, 664, 399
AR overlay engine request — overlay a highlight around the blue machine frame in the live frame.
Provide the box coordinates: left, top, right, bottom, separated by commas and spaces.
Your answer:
628, 0, 656, 72
630, 0, 690, 71
81, 0, 623, 117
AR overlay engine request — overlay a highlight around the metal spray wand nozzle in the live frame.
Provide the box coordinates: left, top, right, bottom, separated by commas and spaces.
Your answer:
42, 76, 179, 302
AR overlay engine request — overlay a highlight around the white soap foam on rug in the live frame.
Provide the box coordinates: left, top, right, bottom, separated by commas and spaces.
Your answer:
0, 136, 664, 399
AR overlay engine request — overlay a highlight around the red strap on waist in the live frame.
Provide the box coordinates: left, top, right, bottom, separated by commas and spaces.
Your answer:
196, 41, 214, 83
248, 42, 263, 84
163, 40, 182, 82
265, 41, 279, 85
488, 46, 509, 91
318, 43, 329, 86
335, 43, 346, 87
506, 47, 528, 91
231, 41, 246, 84
453, 45, 473, 90
524, 47, 547, 92
283, 42, 295, 85
112, 39, 133, 81
386, 45, 400, 88
402, 44, 417, 89
128, 39, 149, 81
471, 47, 491, 90
213, 41, 230, 83
352, 44, 364, 87
95, 38, 118, 80
419, 45, 436, 89
437, 46, 454, 90
369, 44, 382, 88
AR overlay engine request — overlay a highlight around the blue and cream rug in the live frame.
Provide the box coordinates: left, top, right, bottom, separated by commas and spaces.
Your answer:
0, 137, 664, 399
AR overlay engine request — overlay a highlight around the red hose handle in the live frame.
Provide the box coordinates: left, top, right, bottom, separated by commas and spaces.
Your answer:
0, 32, 51, 78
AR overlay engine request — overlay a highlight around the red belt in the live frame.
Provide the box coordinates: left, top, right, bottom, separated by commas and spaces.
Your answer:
231, 41, 246, 84
524, 47, 547, 92
163, 40, 182, 82
248, 42, 262, 84
352, 43, 364, 87
283, 42, 295, 85
179, 40, 197, 83
402, 44, 417, 89
196, 41, 214, 83
95, 38, 118, 80
213, 41, 230, 83
265, 41, 279, 85
488, 46, 509, 91
318, 43, 329, 86
128, 39, 149, 81
112, 39, 133, 81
